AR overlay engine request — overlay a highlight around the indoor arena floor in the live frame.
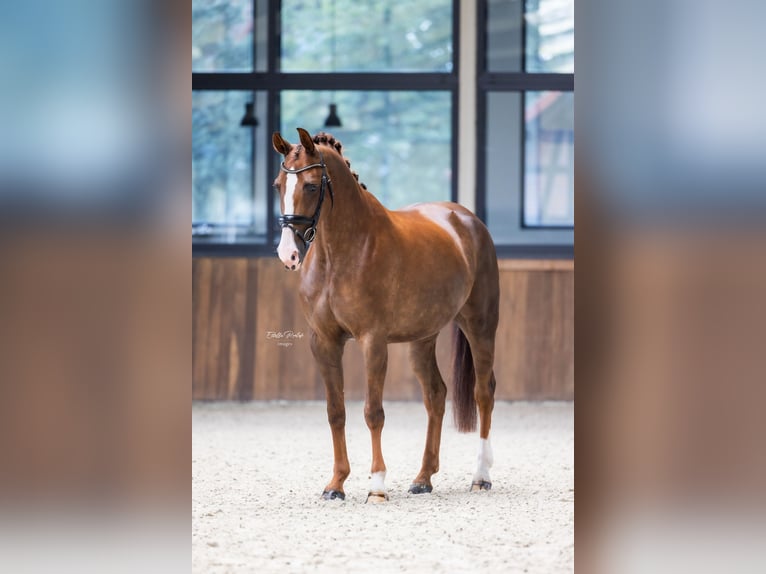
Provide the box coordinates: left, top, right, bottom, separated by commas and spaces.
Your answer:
192, 400, 573, 573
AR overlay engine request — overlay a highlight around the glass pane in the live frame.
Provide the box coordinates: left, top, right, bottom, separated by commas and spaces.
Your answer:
280, 91, 451, 209
525, 0, 574, 72
487, 0, 524, 72
524, 91, 573, 226
485, 92, 523, 242
281, 0, 453, 72
487, 0, 574, 73
192, 0, 253, 72
193, 91, 267, 242
485, 91, 573, 242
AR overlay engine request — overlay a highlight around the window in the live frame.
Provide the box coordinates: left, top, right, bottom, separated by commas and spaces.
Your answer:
281, 0, 453, 72
281, 91, 451, 209
192, 0, 457, 254
192, 91, 269, 243
192, 0, 573, 257
479, 0, 574, 255
487, 0, 574, 73
192, 0, 254, 72
524, 91, 574, 227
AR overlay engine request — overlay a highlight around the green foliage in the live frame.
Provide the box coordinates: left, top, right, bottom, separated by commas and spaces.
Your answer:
281, 0, 452, 72
192, 0, 253, 71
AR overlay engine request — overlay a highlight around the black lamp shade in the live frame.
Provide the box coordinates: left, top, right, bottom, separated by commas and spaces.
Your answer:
324, 103, 342, 127
240, 102, 258, 127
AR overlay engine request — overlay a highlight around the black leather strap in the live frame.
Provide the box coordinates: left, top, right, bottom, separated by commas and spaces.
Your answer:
278, 151, 334, 259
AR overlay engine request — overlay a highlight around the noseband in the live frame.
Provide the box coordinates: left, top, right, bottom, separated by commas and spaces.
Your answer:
278, 151, 333, 258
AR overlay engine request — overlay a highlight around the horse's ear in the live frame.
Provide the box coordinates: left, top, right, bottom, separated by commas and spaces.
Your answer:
296, 128, 316, 155
272, 132, 292, 156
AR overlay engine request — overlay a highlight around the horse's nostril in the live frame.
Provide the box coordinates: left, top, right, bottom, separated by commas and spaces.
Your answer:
291, 265, 296, 270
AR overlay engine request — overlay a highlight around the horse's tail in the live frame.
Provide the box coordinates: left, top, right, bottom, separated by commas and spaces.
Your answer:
452, 323, 477, 433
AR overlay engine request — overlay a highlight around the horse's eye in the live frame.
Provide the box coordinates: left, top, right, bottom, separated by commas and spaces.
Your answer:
305, 184, 318, 193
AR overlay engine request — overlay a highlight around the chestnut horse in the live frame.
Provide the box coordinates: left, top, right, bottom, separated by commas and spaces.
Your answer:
272, 128, 499, 502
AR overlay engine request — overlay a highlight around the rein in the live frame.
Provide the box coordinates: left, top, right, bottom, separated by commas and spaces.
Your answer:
278, 151, 334, 257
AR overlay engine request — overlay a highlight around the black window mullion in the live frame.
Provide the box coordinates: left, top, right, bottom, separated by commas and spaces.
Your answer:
521, 0, 528, 73
478, 73, 574, 91
250, 90, 257, 234
449, 0, 460, 204
251, 1, 259, 237
193, 72, 458, 92
450, 87, 459, 204
475, 89, 487, 223
518, 90, 526, 231
269, 0, 280, 74
252, 0, 258, 72
266, 89, 278, 248
451, 0, 461, 77
475, 0, 487, 222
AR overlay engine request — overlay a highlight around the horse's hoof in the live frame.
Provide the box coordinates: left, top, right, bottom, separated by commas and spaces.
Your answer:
321, 489, 345, 501
408, 483, 433, 494
365, 492, 389, 504
470, 480, 492, 492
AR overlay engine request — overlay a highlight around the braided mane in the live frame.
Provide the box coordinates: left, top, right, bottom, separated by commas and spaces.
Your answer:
312, 132, 368, 190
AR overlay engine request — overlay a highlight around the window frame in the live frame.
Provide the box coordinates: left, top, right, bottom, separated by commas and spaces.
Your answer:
193, 0, 460, 257
476, 0, 574, 258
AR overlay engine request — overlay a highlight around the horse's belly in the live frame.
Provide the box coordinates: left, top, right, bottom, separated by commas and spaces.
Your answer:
378, 271, 470, 342
385, 303, 463, 342
328, 279, 465, 343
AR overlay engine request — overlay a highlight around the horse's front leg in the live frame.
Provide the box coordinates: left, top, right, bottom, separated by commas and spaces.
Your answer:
310, 332, 349, 500
361, 335, 389, 503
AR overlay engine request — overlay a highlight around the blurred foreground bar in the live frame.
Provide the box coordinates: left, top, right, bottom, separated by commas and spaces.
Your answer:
0, 0, 189, 573
577, 1, 766, 573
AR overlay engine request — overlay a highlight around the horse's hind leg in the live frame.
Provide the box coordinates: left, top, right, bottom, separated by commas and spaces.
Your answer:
456, 229, 499, 491
408, 335, 447, 494
455, 296, 498, 492
463, 325, 497, 492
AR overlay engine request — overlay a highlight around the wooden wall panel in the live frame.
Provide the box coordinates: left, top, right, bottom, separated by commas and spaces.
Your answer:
495, 268, 574, 400
192, 257, 573, 401
192, 258, 256, 400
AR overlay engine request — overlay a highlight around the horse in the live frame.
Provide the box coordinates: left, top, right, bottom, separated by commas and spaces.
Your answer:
272, 128, 499, 502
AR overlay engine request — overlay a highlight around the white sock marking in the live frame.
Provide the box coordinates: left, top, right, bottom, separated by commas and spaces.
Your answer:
369, 471, 387, 494
473, 438, 493, 483
277, 173, 301, 267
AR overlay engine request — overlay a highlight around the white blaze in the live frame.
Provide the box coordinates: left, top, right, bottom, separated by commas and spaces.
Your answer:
277, 173, 301, 269
473, 438, 493, 483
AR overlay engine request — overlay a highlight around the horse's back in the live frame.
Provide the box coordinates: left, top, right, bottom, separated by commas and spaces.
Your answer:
395, 201, 497, 277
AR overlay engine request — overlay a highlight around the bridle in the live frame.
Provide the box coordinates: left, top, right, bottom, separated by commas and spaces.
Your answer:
278, 151, 333, 258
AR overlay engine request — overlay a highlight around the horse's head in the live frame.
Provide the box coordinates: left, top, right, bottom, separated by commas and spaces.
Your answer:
272, 128, 332, 271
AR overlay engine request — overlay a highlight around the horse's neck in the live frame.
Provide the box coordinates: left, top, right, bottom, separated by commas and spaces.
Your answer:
315, 163, 390, 258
